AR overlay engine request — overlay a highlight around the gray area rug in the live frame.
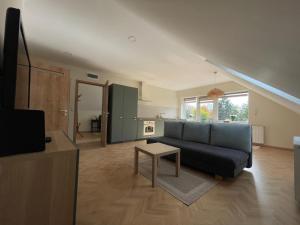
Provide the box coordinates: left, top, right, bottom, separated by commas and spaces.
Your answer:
139, 158, 218, 206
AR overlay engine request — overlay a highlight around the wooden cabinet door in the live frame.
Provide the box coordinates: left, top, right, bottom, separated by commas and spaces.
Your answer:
30, 67, 70, 133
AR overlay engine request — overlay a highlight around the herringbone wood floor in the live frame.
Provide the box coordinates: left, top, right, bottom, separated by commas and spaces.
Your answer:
76, 141, 300, 225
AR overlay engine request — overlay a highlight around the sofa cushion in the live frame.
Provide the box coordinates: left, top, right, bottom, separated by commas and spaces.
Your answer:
164, 121, 184, 139
179, 141, 249, 169
210, 123, 252, 153
182, 122, 210, 144
147, 136, 185, 148
148, 136, 249, 169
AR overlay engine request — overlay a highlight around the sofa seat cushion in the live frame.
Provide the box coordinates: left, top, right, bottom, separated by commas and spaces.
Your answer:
147, 136, 185, 148
179, 141, 249, 169
182, 122, 210, 144
147, 137, 249, 170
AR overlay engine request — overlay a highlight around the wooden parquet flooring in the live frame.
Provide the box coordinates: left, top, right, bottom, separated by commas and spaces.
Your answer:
76, 141, 300, 225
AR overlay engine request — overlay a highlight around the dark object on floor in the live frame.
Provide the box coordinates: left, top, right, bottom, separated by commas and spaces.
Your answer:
147, 121, 252, 178
0, 109, 45, 157
91, 116, 101, 132
45, 136, 52, 143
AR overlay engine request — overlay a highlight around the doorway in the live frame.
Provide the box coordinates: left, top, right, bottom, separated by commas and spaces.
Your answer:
74, 80, 108, 147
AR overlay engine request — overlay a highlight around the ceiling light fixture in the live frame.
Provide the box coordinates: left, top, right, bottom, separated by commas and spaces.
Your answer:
128, 35, 136, 42
207, 71, 224, 100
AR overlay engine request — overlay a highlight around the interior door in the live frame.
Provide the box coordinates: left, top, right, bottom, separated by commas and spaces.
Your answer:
122, 86, 138, 141
30, 67, 70, 133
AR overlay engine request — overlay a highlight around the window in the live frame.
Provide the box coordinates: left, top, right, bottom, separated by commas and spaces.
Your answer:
199, 99, 214, 122
181, 92, 249, 123
218, 92, 249, 122
182, 97, 197, 121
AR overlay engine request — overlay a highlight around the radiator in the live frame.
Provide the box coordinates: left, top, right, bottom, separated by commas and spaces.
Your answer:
252, 125, 265, 144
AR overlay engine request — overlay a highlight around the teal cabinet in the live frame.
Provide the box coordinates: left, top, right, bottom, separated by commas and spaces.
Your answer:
123, 86, 138, 141
108, 84, 138, 143
108, 84, 124, 143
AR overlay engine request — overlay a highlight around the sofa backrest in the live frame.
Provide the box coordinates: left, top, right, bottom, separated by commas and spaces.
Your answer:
210, 123, 252, 153
164, 121, 184, 139
182, 122, 210, 144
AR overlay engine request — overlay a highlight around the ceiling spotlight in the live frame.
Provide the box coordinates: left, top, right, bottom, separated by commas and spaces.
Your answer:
63, 51, 73, 57
128, 35, 137, 42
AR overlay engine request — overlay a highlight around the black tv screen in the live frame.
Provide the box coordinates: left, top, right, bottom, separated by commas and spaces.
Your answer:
0, 7, 31, 110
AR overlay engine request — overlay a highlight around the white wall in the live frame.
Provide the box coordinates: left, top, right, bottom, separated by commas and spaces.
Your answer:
138, 83, 178, 119
249, 91, 300, 149
177, 81, 300, 149
0, 0, 24, 34
78, 83, 102, 132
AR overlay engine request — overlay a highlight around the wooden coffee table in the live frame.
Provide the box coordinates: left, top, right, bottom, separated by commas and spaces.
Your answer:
134, 143, 181, 187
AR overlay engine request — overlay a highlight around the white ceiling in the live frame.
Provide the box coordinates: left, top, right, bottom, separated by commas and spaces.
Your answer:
22, 0, 229, 91
116, 0, 300, 98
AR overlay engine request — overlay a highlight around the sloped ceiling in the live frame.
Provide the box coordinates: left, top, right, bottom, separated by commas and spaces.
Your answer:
116, 0, 300, 99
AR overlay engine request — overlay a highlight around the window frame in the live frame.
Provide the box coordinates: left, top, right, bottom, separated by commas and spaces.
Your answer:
182, 97, 197, 121
181, 91, 249, 123
198, 97, 215, 123
217, 92, 249, 123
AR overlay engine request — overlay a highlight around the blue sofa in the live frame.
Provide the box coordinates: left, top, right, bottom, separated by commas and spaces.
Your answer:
147, 121, 252, 178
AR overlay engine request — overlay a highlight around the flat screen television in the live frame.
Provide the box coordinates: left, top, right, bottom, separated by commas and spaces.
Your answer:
0, 7, 31, 110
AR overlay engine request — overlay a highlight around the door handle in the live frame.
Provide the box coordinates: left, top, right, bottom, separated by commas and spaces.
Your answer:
59, 109, 68, 116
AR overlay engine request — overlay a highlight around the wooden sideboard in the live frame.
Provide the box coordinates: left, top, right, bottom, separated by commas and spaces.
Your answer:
0, 131, 79, 225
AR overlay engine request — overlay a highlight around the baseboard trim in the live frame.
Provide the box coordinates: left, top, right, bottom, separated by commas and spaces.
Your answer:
253, 143, 293, 151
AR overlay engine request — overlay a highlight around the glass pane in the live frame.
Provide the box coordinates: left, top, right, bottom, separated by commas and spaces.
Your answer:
183, 101, 197, 121
218, 94, 249, 122
199, 100, 214, 122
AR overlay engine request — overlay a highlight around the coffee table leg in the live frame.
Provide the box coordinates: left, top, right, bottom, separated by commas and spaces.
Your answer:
152, 156, 157, 187
134, 149, 139, 175
176, 152, 180, 177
